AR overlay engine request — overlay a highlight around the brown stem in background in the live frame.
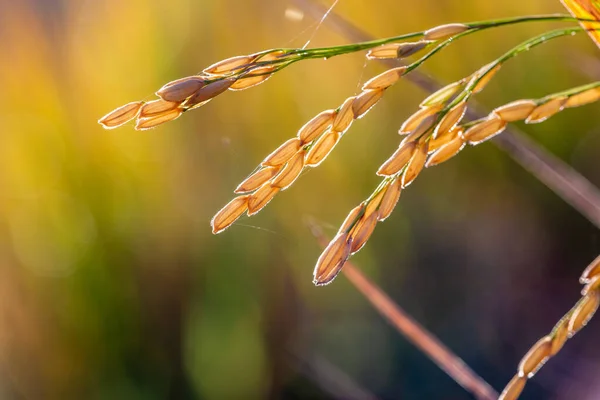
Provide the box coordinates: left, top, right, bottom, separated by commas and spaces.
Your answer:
293, 0, 600, 229
307, 220, 499, 400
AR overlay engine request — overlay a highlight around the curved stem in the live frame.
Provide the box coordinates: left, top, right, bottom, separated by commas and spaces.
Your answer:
414, 26, 596, 143
465, 27, 585, 97
288, 14, 595, 60
212, 14, 598, 82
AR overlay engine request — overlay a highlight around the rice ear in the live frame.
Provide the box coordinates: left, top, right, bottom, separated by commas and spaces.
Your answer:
211, 195, 249, 234
313, 233, 351, 286
98, 101, 144, 129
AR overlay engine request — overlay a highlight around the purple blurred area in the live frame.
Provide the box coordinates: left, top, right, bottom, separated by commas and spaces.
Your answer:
0, 0, 599, 399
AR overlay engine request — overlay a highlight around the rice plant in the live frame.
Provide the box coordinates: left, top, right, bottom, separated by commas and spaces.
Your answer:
100, 3, 600, 399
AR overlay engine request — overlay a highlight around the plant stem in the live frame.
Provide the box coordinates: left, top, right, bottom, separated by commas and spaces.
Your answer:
415, 26, 595, 140
216, 14, 599, 82
355, 79, 600, 230
543, 80, 600, 100
288, 14, 596, 60
294, 0, 600, 229
462, 81, 600, 128
464, 27, 586, 97
334, 24, 599, 235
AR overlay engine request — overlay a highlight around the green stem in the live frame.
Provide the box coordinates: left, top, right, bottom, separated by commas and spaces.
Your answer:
287, 14, 597, 60
465, 27, 586, 97
360, 79, 600, 223
542, 80, 600, 100
214, 14, 598, 82
418, 26, 598, 138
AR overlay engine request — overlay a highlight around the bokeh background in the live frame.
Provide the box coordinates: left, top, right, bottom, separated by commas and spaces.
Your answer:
1, 0, 599, 399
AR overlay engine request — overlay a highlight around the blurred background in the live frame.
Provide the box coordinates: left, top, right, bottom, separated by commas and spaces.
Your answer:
1, 0, 599, 399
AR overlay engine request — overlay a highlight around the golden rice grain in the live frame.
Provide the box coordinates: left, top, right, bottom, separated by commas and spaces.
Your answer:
420, 82, 464, 107
402, 114, 438, 144
298, 110, 336, 144
183, 78, 234, 106
305, 130, 341, 167
338, 204, 366, 235
470, 63, 501, 94
298, 109, 335, 144
425, 135, 465, 167
362, 67, 406, 90
549, 319, 569, 356
349, 212, 378, 254
262, 138, 302, 166
203, 55, 256, 75
568, 291, 600, 336
377, 141, 417, 176
463, 116, 507, 145
155, 76, 198, 90
499, 376, 526, 400
135, 108, 183, 130
378, 178, 402, 221
424, 23, 469, 40
396, 41, 430, 58
428, 127, 461, 152
518, 337, 551, 378
211, 195, 249, 234
254, 50, 287, 62
352, 89, 385, 119
364, 185, 388, 218
139, 99, 179, 117
313, 233, 351, 286
493, 100, 537, 122
270, 150, 305, 190
181, 98, 212, 111
525, 96, 567, 124
400, 104, 443, 134
565, 87, 600, 108
434, 101, 467, 138
156, 76, 205, 102
229, 65, 276, 91
247, 183, 280, 215
235, 166, 280, 194
366, 43, 402, 59
332, 96, 357, 132
402, 141, 429, 187
98, 101, 144, 129
580, 255, 600, 284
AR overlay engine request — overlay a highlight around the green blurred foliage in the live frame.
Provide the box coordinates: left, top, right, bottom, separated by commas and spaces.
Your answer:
0, 0, 599, 399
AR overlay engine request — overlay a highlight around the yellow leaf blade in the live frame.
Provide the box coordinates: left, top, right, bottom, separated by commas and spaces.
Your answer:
561, 0, 600, 49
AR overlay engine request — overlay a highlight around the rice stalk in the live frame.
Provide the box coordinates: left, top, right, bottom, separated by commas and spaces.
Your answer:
498, 255, 600, 400
211, 67, 405, 234
213, 20, 557, 228
296, 0, 600, 231
314, 81, 600, 285
98, 15, 595, 130
213, 22, 507, 232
